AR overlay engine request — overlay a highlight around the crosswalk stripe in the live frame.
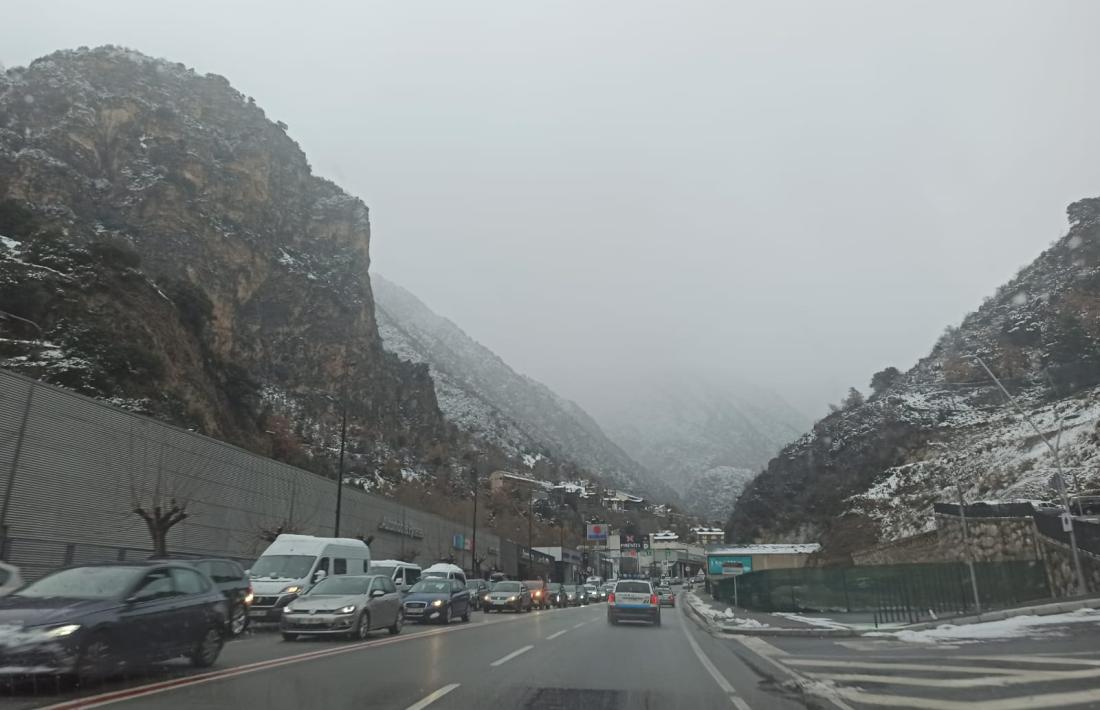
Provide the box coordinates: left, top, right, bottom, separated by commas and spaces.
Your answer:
952, 654, 1100, 667
806, 666, 1100, 688
835, 685, 1100, 710
786, 659, 1019, 675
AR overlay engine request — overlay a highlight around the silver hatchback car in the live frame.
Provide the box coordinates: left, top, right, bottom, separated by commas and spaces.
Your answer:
281, 574, 403, 641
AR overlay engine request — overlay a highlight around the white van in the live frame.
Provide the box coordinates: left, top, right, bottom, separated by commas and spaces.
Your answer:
369, 559, 422, 594
248, 534, 371, 622
421, 562, 467, 586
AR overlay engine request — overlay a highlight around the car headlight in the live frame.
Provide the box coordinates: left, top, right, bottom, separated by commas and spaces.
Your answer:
281, 585, 302, 595
483, 594, 490, 601
507, 596, 517, 602
431, 599, 444, 608
284, 604, 296, 613
338, 605, 356, 614
42, 624, 81, 638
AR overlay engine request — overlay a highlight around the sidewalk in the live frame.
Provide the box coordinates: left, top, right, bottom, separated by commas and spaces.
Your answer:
684, 591, 859, 636
684, 588, 1100, 638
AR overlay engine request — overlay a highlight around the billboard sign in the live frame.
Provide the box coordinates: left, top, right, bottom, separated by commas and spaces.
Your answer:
586, 523, 609, 541
707, 555, 752, 576
618, 533, 650, 550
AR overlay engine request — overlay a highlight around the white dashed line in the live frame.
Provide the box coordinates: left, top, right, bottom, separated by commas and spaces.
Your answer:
490, 645, 534, 667
547, 629, 569, 640
404, 683, 461, 710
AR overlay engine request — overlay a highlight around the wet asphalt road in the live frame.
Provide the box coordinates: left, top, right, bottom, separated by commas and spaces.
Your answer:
0, 594, 804, 710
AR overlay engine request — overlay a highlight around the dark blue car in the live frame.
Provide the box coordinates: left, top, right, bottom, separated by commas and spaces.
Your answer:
0, 562, 227, 678
401, 578, 470, 624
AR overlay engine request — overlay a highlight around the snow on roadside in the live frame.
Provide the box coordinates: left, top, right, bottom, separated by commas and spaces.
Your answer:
867, 608, 1100, 644
684, 591, 770, 628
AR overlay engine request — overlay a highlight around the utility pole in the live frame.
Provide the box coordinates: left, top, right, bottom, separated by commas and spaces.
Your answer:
929, 442, 981, 613
334, 354, 354, 538
470, 461, 479, 579
976, 357, 1087, 596
528, 494, 534, 575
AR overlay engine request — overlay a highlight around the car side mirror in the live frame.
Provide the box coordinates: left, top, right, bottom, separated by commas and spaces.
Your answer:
370, 589, 386, 598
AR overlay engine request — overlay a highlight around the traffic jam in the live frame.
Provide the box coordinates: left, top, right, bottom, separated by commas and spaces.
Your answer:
0, 534, 688, 683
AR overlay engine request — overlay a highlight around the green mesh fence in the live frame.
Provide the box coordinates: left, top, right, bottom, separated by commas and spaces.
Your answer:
714, 560, 1050, 623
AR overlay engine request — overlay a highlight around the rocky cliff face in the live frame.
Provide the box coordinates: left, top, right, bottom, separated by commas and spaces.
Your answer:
373, 275, 680, 502
0, 47, 450, 483
730, 197, 1100, 561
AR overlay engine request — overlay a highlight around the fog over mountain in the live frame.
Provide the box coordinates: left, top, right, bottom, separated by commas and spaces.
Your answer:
5, 2, 1100, 419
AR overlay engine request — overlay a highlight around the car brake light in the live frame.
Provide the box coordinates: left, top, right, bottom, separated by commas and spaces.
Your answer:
608, 592, 615, 604
650, 594, 658, 605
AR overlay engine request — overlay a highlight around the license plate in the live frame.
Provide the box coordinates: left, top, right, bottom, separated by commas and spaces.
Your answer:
249, 610, 269, 618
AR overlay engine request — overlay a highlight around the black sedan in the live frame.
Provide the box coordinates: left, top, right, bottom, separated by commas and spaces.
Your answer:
0, 562, 227, 678
173, 558, 252, 637
465, 579, 490, 610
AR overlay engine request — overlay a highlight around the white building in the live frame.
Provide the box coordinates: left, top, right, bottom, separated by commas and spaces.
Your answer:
691, 526, 725, 544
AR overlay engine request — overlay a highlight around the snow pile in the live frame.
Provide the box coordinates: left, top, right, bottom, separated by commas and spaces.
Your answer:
870, 608, 1100, 644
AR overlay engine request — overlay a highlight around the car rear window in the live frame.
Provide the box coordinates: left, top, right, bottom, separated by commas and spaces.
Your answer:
616, 581, 651, 593
495, 582, 522, 592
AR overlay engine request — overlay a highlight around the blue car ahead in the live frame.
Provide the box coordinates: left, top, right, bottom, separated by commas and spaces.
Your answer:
402, 579, 471, 624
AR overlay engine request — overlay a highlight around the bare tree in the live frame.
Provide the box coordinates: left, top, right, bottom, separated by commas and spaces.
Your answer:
130, 431, 194, 557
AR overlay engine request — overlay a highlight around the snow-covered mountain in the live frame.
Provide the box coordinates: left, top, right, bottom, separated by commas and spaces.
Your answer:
684, 466, 758, 525
732, 197, 1100, 560
589, 373, 808, 500
373, 275, 680, 503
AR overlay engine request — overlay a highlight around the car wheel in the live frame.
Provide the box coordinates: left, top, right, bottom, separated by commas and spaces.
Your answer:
607, 615, 617, 625
282, 633, 297, 641
190, 626, 224, 668
443, 605, 452, 625
228, 603, 248, 637
388, 610, 404, 636
462, 606, 470, 623
76, 632, 114, 681
352, 611, 371, 640
654, 614, 662, 627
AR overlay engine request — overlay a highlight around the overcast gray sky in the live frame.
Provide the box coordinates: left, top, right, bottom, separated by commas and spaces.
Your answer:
6, 1, 1100, 416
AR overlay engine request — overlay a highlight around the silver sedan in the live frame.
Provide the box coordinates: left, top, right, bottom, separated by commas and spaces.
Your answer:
281, 574, 403, 641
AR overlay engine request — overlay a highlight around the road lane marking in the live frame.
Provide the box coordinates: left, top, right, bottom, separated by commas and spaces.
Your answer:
733, 635, 788, 657
810, 666, 1100, 688
680, 619, 751, 709
572, 622, 586, 629
405, 683, 460, 710
547, 629, 568, 640
490, 645, 534, 667
38, 612, 534, 709
835, 686, 1100, 710
787, 659, 1020, 675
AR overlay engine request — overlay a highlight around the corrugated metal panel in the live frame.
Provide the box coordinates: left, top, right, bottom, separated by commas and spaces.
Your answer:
0, 369, 511, 579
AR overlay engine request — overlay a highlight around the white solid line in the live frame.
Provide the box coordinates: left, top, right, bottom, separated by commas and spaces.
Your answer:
547, 629, 569, 640
490, 644, 534, 667
405, 683, 461, 710
679, 618, 749, 708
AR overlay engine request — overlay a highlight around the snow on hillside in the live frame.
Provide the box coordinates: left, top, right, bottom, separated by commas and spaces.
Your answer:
372, 275, 679, 502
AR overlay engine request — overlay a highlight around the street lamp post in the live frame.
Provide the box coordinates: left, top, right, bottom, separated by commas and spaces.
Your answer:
333, 355, 354, 538
929, 441, 981, 613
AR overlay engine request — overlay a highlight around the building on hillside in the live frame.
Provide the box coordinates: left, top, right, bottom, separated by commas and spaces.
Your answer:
651, 530, 679, 544
603, 489, 646, 511
691, 527, 725, 545
489, 470, 551, 496
704, 543, 820, 576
